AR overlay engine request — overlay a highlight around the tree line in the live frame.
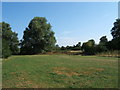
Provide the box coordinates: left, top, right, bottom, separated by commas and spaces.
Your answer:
0, 17, 120, 58
60, 36, 109, 55
56, 19, 120, 55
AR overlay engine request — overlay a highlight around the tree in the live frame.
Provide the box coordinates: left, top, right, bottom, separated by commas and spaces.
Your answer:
76, 42, 81, 47
110, 19, 120, 50
20, 17, 56, 54
1, 22, 19, 58
111, 19, 120, 39
99, 36, 108, 45
61, 46, 66, 50
54, 44, 60, 51
96, 36, 108, 53
72, 42, 81, 50
2, 39, 11, 58
81, 39, 96, 55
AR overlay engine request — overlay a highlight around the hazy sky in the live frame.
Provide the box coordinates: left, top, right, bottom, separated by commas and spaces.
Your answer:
2, 2, 118, 46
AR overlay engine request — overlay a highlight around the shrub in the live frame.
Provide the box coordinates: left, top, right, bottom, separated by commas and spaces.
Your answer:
2, 39, 11, 58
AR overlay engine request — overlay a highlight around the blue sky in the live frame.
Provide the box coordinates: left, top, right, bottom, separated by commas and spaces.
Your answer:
2, 2, 117, 46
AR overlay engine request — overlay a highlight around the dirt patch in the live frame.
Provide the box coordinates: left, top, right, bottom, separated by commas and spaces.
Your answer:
80, 71, 94, 75
53, 67, 67, 70
89, 67, 104, 72
52, 67, 104, 76
52, 67, 79, 77
10, 72, 17, 75
54, 70, 79, 77
80, 67, 104, 75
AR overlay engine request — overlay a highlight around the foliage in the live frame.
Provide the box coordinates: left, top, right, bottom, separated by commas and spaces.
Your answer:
96, 44, 107, 53
54, 44, 60, 51
96, 36, 108, 53
81, 39, 96, 55
72, 42, 81, 50
2, 39, 11, 58
60, 42, 81, 51
111, 19, 120, 39
61, 46, 66, 50
1, 18, 119, 56
110, 19, 120, 50
99, 36, 108, 45
1, 22, 19, 58
20, 17, 56, 54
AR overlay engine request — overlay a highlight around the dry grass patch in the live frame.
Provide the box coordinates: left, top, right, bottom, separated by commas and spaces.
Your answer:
89, 67, 104, 72
52, 67, 105, 76
52, 67, 79, 77
80, 67, 104, 75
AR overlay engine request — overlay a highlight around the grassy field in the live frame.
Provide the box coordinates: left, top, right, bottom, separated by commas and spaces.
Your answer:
2, 55, 118, 88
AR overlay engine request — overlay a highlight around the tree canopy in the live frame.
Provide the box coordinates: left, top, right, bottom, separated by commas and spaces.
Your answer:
1, 22, 19, 58
20, 17, 56, 54
81, 39, 96, 55
111, 19, 120, 39
110, 19, 120, 50
99, 36, 108, 45
96, 36, 108, 53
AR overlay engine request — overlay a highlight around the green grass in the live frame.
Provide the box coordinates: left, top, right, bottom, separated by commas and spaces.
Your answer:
2, 55, 118, 88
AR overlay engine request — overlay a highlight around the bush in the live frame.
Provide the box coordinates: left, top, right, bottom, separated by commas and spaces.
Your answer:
2, 39, 11, 58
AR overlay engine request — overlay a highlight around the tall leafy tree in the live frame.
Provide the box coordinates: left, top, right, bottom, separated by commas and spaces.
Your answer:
20, 17, 56, 54
110, 19, 120, 50
1, 22, 19, 58
111, 19, 120, 39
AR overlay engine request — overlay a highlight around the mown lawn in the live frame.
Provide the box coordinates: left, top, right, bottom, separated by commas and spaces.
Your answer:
2, 55, 118, 88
